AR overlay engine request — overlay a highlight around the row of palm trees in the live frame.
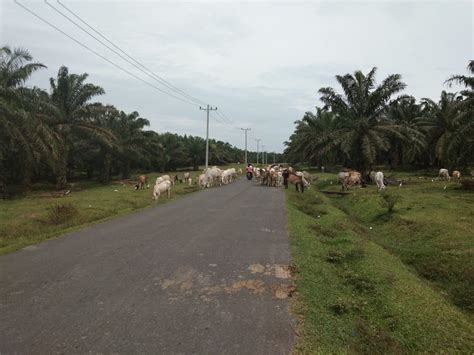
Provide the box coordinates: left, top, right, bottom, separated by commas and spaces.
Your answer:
284, 62, 474, 173
1, 46, 265, 195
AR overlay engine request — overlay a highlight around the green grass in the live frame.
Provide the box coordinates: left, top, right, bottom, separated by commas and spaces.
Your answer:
286, 173, 474, 352
0, 168, 224, 255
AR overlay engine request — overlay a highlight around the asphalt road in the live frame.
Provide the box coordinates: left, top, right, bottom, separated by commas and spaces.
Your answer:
0, 178, 295, 354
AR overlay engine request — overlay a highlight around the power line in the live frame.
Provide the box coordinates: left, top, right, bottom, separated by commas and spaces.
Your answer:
216, 109, 234, 125
44, 0, 206, 107
210, 112, 236, 129
14, 0, 201, 108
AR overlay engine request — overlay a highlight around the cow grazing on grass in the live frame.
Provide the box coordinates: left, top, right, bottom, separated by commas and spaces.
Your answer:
338, 171, 349, 185
286, 170, 305, 192
339, 170, 362, 191
452, 170, 461, 181
438, 169, 451, 181
156, 174, 173, 186
152, 180, 172, 202
369, 171, 377, 183
375, 171, 385, 191
135, 175, 148, 190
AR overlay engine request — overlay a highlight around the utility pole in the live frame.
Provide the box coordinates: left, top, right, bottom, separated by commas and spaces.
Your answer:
199, 105, 218, 171
262, 145, 266, 165
273, 152, 276, 164
255, 139, 261, 165
240, 128, 251, 165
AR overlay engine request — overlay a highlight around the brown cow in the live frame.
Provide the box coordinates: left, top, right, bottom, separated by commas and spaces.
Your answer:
287, 171, 305, 193
341, 170, 362, 191
135, 175, 148, 190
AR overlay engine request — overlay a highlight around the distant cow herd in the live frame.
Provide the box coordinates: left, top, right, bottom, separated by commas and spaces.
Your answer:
134, 165, 469, 202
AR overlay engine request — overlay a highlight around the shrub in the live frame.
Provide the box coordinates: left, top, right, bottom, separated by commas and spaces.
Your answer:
46, 203, 78, 225
379, 192, 401, 214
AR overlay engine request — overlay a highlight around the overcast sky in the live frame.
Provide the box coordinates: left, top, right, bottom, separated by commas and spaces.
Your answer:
1, 0, 473, 152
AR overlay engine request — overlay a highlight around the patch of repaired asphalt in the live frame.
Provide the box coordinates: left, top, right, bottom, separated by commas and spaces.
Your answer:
160, 264, 295, 302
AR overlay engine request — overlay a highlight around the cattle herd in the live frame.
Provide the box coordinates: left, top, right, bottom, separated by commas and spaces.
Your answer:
134, 166, 468, 201
337, 167, 465, 192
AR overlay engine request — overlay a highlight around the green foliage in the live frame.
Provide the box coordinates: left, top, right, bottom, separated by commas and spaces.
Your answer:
379, 192, 401, 214
285, 62, 474, 171
0, 45, 263, 196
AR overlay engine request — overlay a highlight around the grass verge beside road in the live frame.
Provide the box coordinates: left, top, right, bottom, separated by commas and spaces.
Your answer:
0, 170, 206, 255
286, 173, 474, 352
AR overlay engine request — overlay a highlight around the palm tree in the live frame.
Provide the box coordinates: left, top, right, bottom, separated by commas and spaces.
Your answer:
386, 96, 426, 167
186, 136, 205, 170
444, 61, 474, 167
318, 67, 406, 171
284, 108, 340, 166
113, 110, 150, 179
446, 61, 474, 107
0, 46, 57, 189
419, 91, 469, 168
47, 66, 116, 189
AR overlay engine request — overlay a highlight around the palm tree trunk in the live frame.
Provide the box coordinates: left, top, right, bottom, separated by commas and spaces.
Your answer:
99, 148, 111, 183
55, 154, 68, 190
122, 160, 131, 179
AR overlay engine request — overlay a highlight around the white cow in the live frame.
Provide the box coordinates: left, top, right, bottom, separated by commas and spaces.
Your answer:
296, 171, 310, 188
438, 169, 451, 181
198, 174, 207, 189
277, 171, 283, 187
369, 171, 377, 183
152, 180, 172, 201
338, 171, 349, 184
221, 168, 237, 184
204, 166, 223, 187
156, 174, 173, 186
375, 171, 385, 191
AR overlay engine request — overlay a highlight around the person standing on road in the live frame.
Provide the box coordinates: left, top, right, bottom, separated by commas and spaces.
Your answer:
282, 169, 290, 189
